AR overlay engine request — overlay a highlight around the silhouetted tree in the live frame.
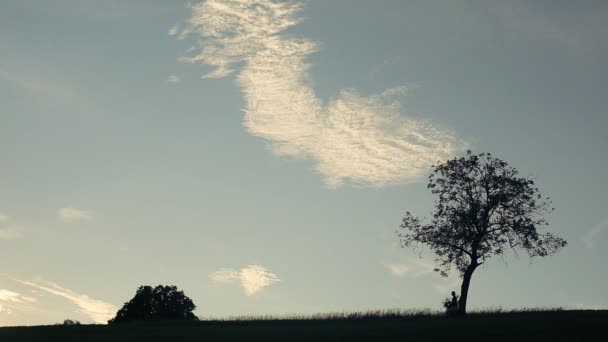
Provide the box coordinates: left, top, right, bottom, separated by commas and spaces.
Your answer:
108, 285, 198, 324
397, 151, 566, 314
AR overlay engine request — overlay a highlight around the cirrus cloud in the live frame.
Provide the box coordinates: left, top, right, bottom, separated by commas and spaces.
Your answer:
175, 0, 465, 188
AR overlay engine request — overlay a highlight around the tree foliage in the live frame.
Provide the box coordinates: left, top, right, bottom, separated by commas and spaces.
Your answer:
108, 285, 198, 324
397, 151, 566, 313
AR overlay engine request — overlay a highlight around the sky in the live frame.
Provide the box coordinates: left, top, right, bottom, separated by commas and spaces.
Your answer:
1, 0, 607, 326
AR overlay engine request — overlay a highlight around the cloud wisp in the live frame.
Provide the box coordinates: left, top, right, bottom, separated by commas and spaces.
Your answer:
385, 257, 435, 279
167, 74, 180, 83
58, 207, 92, 222
0, 289, 36, 304
16, 279, 116, 324
386, 257, 459, 295
210, 265, 280, 296
582, 217, 608, 249
176, 0, 464, 188
0, 289, 37, 317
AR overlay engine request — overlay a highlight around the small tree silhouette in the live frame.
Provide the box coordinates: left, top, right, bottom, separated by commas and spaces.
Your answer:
397, 151, 567, 314
108, 285, 198, 324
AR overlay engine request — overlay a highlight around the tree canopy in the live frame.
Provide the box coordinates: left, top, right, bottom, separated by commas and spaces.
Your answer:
108, 285, 198, 324
397, 151, 566, 314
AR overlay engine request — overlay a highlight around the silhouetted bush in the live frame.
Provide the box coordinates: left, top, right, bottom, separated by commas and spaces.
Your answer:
62, 319, 81, 326
442, 298, 459, 317
442, 298, 452, 310
108, 285, 198, 324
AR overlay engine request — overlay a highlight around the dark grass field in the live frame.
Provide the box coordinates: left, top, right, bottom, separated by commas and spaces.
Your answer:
0, 310, 605, 341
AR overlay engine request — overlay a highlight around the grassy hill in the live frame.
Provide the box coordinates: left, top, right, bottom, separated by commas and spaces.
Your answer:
0, 310, 605, 341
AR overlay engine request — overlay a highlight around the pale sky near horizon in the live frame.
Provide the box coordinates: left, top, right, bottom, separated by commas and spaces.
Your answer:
1, 0, 607, 326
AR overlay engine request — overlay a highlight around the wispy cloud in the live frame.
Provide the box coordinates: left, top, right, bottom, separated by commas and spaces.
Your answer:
168, 24, 179, 36
16, 279, 116, 324
210, 268, 240, 283
386, 257, 459, 295
210, 265, 280, 296
0, 304, 12, 315
0, 226, 24, 240
385, 257, 435, 279
176, 0, 464, 187
0, 289, 36, 304
0, 288, 37, 319
386, 264, 409, 278
58, 206, 92, 222
167, 74, 180, 83
582, 217, 608, 249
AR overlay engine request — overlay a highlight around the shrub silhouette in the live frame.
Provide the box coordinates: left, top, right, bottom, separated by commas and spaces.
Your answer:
108, 285, 198, 324
62, 319, 81, 326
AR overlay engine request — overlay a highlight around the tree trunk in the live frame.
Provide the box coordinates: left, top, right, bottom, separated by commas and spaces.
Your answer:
458, 263, 478, 315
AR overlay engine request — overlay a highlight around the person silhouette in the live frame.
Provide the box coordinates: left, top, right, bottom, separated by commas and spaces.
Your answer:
446, 291, 459, 316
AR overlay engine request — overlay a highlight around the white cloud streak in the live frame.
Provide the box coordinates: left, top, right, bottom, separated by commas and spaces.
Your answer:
582, 217, 608, 249
210, 265, 280, 296
0, 289, 36, 304
16, 279, 116, 324
176, 0, 464, 187
58, 206, 92, 222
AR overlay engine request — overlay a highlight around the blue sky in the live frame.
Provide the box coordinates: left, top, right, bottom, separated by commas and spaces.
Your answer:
1, 0, 607, 326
